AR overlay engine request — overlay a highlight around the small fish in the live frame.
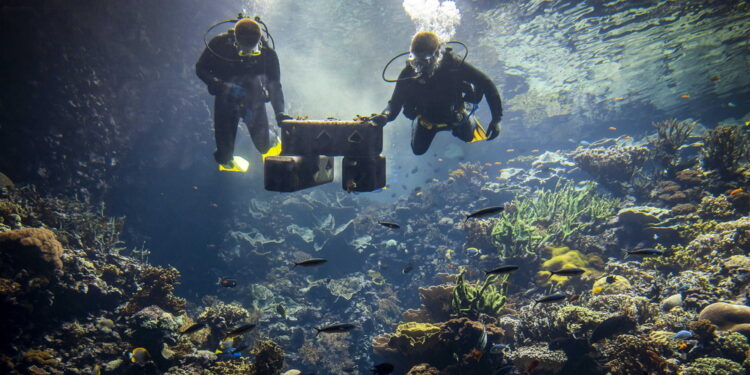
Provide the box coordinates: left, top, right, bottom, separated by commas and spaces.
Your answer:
608, 126, 617, 131
410, 167, 418, 174
477, 322, 488, 350
548, 268, 586, 278
416, 192, 423, 196
466, 247, 482, 256
530, 149, 539, 153
128, 347, 149, 365
525, 359, 540, 374
377, 221, 401, 229
746, 120, 750, 126
710, 75, 721, 82
315, 323, 357, 336
180, 322, 207, 335
626, 248, 664, 257
293, 258, 328, 268
226, 323, 256, 337
568, 294, 580, 302
672, 330, 693, 340
506, 148, 515, 152
437, 158, 444, 162
534, 293, 568, 307
614, 97, 625, 101
217, 278, 237, 288
217, 351, 242, 360
431, 178, 439, 182
485, 265, 520, 275
680, 94, 690, 98
624, 135, 631, 140
485, 163, 492, 166
589, 315, 636, 343
402, 263, 414, 274
218, 337, 234, 350
371, 362, 395, 374
276, 304, 286, 318
494, 161, 502, 165
465, 206, 505, 221
489, 343, 509, 354
729, 187, 744, 196
727, 102, 736, 108
678, 342, 688, 350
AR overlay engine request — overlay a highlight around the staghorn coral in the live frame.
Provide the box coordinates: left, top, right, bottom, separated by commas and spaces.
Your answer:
491, 180, 620, 259
451, 269, 507, 319
702, 124, 750, 178
0, 227, 64, 277
122, 265, 186, 315
537, 245, 603, 287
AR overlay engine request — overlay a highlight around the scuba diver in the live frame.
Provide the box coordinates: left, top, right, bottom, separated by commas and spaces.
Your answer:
196, 16, 291, 171
371, 31, 503, 155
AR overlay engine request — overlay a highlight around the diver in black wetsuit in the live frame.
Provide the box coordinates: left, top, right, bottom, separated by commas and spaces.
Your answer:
372, 31, 503, 155
196, 18, 290, 168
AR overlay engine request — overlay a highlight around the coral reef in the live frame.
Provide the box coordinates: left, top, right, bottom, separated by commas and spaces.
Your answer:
572, 145, 650, 189
650, 118, 695, 172
702, 124, 750, 178
122, 265, 186, 315
0, 227, 64, 277
403, 284, 454, 323
698, 303, 750, 336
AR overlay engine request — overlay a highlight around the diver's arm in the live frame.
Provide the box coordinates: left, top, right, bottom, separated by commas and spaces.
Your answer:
461, 62, 503, 122
265, 49, 286, 118
196, 36, 226, 94
381, 68, 413, 123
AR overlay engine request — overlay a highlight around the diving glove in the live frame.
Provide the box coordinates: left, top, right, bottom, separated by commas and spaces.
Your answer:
486, 118, 502, 140
369, 113, 389, 127
275, 112, 293, 123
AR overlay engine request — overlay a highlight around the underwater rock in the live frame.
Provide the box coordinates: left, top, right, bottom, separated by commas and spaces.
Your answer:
616, 206, 670, 227
507, 344, 566, 374
698, 303, 750, 336
122, 265, 186, 315
660, 293, 683, 311
0, 172, 13, 188
405, 363, 440, 374
251, 340, 284, 375
326, 275, 365, 300
0, 227, 64, 277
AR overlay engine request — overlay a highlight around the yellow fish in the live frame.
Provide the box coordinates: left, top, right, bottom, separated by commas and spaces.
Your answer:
614, 97, 625, 101
745, 120, 750, 127
129, 347, 150, 364
530, 149, 539, 153
680, 94, 690, 99
494, 161, 502, 165
506, 149, 515, 152
624, 135, 632, 140
431, 178, 439, 182
608, 126, 617, 131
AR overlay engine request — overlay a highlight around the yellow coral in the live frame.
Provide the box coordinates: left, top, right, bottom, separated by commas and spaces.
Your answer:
591, 275, 631, 294
537, 246, 602, 286
394, 322, 441, 346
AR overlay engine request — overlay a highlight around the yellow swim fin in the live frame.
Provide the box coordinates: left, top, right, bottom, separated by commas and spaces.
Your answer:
262, 137, 282, 161
218, 156, 250, 173
470, 120, 487, 142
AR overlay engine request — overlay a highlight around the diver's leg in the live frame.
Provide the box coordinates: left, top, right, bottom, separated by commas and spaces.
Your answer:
452, 115, 476, 143
247, 106, 271, 154
411, 120, 438, 155
242, 77, 271, 154
213, 94, 241, 164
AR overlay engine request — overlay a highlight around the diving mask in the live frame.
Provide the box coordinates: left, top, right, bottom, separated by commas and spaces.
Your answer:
408, 50, 441, 78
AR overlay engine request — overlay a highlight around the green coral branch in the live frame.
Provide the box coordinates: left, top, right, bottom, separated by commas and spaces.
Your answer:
491, 180, 620, 260
451, 269, 508, 319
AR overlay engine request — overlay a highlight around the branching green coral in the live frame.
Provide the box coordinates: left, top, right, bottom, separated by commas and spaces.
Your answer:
451, 269, 507, 319
491, 180, 620, 259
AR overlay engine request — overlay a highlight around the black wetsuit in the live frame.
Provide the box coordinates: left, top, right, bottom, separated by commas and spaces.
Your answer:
383, 52, 502, 155
196, 33, 285, 163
